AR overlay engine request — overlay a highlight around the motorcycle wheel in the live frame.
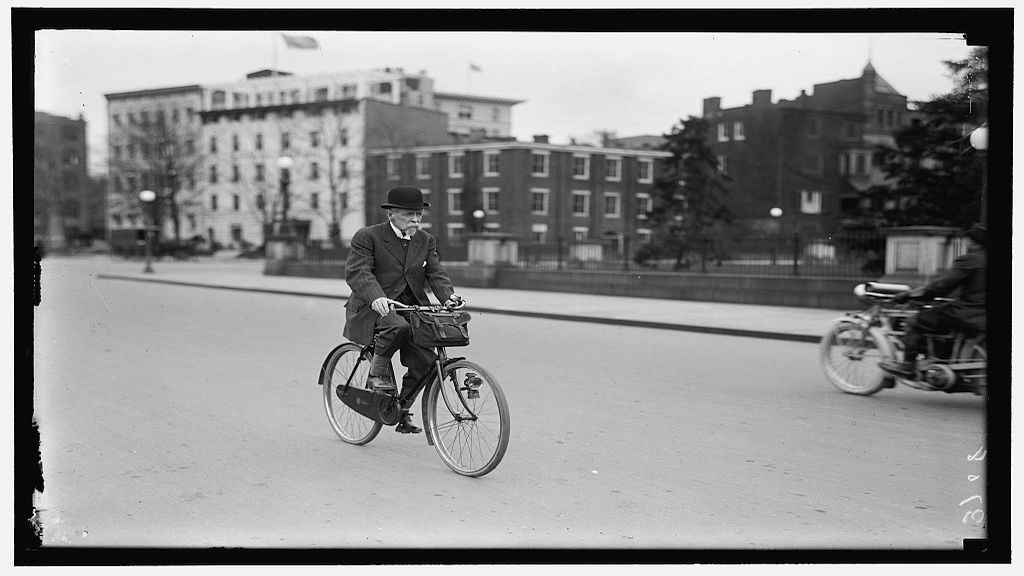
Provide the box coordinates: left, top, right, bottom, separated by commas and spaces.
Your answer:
820, 321, 891, 396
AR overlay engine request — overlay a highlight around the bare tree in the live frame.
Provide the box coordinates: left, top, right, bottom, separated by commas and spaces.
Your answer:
33, 134, 65, 248
109, 115, 203, 243
319, 109, 355, 244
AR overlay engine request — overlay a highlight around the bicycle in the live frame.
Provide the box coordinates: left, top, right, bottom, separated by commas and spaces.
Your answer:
318, 303, 510, 477
820, 281, 986, 396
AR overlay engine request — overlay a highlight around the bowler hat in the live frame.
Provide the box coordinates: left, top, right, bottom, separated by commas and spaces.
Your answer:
381, 186, 430, 210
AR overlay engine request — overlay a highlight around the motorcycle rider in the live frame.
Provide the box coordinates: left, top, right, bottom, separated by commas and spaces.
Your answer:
879, 224, 987, 379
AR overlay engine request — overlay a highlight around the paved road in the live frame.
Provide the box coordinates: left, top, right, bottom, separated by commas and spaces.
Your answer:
32, 258, 987, 549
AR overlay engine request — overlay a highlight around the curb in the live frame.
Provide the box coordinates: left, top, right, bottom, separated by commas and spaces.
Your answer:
95, 274, 821, 344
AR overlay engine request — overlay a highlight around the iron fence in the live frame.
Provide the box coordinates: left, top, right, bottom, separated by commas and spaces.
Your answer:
514, 230, 885, 277
296, 230, 886, 278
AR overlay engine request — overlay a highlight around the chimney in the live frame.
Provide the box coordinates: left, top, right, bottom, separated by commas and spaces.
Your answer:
703, 97, 721, 117
752, 89, 772, 107
533, 134, 549, 144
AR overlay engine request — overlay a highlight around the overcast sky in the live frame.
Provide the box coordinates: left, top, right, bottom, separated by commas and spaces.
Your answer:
34, 30, 974, 175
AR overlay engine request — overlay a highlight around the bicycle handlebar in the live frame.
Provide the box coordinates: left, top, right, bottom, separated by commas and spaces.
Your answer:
391, 301, 467, 313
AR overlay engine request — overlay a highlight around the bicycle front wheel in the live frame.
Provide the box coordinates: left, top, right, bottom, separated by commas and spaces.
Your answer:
425, 360, 510, 477
321, 343, 384, 445
819, 321, 890, 395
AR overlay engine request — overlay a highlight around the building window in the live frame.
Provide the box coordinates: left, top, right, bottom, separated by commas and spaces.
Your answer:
572, 190, 590, 216
838, 154, 847, 175
310, 131, 320, 148
339, 160, 349, 178
209, 165, 218, 183
112, 145, 122, 161
310, 162, 320, 180
187, 214, 196, 230
484, 152, 500, 177
807, 117, 821, 138
572, 155, 590, 180
209, 136, 218, 153
800, 190, 822, 214
386, 155, 400, 179
447, 188, 463, 215
416, 155, 431, 179
854, 153, 868, 175
636, 193, 652, 218
232, 134, 239, 152
530, 188, 549, 215
637, 159, 653, 183
447, 223, 465, 244
483, 187, 500, 214
185, 139, 194, 154
531, 152, 549, 177
256, 194, 265, 209
255, 163, 265, 182
876, 109, 885, 126
716, 155, 728, 175
572, 226, 589, 241
717, 123, 729, 142
603, 192, 621, 218
734, 121, 746, 141
231, 165, 240, 182
341, 84, 357, 99
339, 128, 348, 146
281, 132, 291, 149
210, 194, 218, 211
310, 192, 319, 209
233, 194, 240, 211
449, 154, 464, 178
636, 228, 652, 245
605, 157, 621, 181
531, 223, 548, 243
457, 105, 473, 119
112, 114, 121, 126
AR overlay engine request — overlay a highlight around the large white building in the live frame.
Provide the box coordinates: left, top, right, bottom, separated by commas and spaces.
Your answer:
105, 67, 519, 248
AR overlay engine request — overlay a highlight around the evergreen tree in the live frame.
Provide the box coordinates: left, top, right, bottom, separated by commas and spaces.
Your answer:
642, 116, 732, 270
859, 47, 987, 228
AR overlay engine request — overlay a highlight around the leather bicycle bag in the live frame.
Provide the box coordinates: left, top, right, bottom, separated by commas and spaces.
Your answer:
408, 310, 471, 347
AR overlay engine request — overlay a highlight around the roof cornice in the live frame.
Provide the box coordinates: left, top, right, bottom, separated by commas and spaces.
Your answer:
370, 141, 670, 157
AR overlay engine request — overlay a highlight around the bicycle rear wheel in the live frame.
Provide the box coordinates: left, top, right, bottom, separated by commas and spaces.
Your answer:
320, 343, 385, 445
425, 360, 510, 477
819, 321, 890, 395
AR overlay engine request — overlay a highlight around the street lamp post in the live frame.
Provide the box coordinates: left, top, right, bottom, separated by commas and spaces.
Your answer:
970, 126, 988, 224
277, 156, 294, 235
472, 209, 486, 234
138, 189, 156, 273
769, 207, 783, 267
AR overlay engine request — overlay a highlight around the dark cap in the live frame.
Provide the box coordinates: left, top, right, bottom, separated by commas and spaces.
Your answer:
381, 186, 430, 211
965, 223, 988, 247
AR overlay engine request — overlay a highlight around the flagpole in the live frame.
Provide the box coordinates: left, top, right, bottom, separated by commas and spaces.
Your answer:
466, 62, 471, 93
272, 33, 278, 76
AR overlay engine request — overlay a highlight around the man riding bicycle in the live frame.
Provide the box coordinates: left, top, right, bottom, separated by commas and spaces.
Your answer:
343, 186, 465, 433
879, 224, 987, 379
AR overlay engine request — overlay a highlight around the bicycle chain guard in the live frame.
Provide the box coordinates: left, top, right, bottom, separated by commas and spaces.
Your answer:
336, 385, 402, 425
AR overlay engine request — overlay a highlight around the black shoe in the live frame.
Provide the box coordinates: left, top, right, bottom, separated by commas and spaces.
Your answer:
879, 360, 916, 378
395, 412, 422, 434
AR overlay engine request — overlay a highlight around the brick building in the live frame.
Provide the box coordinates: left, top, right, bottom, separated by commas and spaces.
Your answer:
703, 62, 912, 235
34, 111, 102, 248
366, 137, 670, 259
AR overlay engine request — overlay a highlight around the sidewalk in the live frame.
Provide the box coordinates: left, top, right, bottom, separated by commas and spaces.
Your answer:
85, 256, 850, 343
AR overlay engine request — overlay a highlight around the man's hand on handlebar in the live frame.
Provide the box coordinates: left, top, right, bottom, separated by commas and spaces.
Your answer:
891, 291, 912, 304
371, 297, 404, 317
444, 294, 466, 309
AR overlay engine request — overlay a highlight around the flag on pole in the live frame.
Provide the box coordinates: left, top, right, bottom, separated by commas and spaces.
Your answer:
469, 62, 482, 72
282, 34, 320, 50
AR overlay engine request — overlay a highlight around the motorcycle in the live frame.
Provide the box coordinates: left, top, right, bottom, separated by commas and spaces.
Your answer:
820, 281, 986, 396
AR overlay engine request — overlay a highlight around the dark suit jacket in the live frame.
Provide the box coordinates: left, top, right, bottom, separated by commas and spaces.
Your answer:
343, 222, 455, 345
917, 246, 986, 331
